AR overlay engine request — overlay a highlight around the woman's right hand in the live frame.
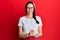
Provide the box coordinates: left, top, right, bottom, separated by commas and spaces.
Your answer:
22, 33, 29, 38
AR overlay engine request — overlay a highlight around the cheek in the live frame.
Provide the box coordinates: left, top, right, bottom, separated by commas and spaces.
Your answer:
31, 7, 34, 11
27, 9, 29, 12
31, 9, 34, 12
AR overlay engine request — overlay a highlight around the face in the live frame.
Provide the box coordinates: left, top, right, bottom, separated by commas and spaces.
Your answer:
26, 3, 34, 14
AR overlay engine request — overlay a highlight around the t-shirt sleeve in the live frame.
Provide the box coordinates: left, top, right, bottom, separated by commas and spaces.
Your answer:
18, 17, 23, 27
37, 16, 43, 27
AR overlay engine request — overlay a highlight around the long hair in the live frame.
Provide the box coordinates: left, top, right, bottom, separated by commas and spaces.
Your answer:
25, 1, 39, 24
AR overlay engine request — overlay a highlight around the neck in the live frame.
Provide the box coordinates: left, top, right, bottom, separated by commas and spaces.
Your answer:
26, 14, 33, 19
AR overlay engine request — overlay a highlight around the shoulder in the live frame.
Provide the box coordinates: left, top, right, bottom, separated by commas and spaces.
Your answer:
36, 16, 41, 19
19, 16, 25, 20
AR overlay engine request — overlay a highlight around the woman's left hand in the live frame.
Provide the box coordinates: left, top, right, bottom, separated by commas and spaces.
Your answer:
33, 33, 40, 38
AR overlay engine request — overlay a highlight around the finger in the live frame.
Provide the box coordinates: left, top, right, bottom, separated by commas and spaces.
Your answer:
34, 35, 39, 38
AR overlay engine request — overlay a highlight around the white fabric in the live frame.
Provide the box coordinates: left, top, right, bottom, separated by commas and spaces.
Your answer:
18, 16, 43, 34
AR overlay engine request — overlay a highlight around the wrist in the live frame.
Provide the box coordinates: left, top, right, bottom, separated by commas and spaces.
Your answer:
27, 33, 30, 37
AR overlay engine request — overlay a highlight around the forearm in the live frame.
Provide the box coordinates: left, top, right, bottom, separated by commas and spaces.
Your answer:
38, 32, 42, 37
19, 33, 29, 38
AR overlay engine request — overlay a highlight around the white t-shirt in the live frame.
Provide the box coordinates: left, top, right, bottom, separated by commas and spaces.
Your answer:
18, 16, 43, 35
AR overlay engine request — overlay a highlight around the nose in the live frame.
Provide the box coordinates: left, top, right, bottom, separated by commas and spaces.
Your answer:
29, 8, 31, 11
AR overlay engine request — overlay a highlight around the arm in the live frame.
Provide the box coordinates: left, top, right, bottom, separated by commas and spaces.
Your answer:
19, 26, 29, 38
37, 16, 43, 37
33, 26, 43, 38
38, 26, 42, 37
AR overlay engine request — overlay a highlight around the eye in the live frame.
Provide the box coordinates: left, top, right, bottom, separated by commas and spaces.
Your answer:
27, 7, 34, 9
30, 7, 34, 9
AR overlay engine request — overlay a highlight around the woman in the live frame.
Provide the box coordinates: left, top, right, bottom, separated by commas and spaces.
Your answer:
18, 1, 43, 40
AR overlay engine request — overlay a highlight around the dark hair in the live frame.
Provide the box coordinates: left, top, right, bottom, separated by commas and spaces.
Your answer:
25, 1, 39, 24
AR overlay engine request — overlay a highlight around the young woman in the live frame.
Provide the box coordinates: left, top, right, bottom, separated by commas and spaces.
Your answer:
18, 1, 43, 40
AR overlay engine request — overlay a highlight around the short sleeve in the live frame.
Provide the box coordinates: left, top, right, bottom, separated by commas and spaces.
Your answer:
36, 16, 43, 27
18, 17, 23, 27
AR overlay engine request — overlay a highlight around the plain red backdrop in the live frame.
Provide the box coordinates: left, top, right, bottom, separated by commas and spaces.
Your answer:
0, 0, 60, 40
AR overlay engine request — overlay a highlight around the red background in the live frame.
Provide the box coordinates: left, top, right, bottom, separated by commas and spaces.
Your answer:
0, 0, 60, 40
